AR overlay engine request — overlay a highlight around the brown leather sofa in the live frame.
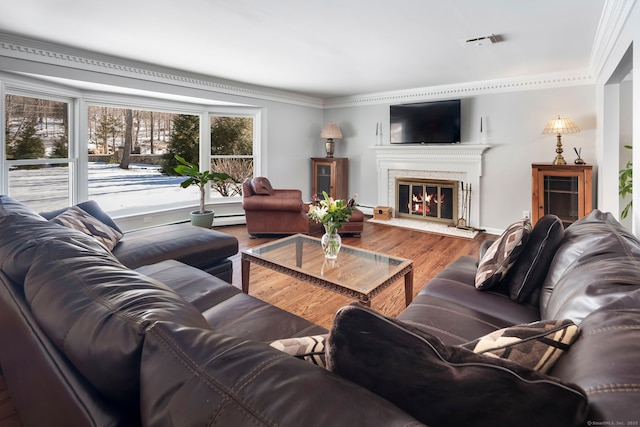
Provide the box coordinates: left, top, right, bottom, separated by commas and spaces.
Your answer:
242, 177, 363, 237
39, 200, 238, 283
397, 210, 640, 424
5, 191, 636, 426
0, 195, 420, 426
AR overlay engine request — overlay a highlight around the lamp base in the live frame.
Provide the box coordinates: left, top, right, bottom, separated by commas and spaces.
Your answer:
325, 139, 335, 158
553, 134, 566, 165
553, 154, 567, 165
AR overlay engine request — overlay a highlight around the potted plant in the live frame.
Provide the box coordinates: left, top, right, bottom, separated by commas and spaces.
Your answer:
174, 154, 236, 228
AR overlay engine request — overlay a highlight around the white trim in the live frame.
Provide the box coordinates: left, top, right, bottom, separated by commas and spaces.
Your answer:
0, 33, 324, 109
324, 71, 594, 108
370, 144, 490, 229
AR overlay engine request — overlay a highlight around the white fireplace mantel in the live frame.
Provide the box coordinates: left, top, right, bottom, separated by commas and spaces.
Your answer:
369, 144, 490, 228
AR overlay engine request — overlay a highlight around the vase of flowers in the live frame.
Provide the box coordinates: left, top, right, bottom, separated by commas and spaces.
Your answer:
308, 191, 354, 259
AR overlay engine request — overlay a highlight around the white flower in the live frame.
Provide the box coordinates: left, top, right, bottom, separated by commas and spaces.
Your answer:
310, 205, 328, 220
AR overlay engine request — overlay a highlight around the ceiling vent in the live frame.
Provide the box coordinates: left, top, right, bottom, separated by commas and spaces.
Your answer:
464, 34, 501, 47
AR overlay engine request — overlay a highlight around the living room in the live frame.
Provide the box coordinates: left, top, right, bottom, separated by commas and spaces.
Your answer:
1, 1, 640, 426
0, 1, 637, 236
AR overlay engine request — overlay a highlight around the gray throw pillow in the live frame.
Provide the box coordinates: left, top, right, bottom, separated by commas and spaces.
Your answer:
51, 205, 123, 251
475, 218, 532, 290
460, 319, 579, 373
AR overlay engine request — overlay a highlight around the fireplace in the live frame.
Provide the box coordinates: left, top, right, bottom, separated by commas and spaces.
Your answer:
370, 145, 489, 229
396, 178, 458, 224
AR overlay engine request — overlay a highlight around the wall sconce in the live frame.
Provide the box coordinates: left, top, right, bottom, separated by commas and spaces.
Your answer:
542, 116, 580, 165
320, 122, 342, 158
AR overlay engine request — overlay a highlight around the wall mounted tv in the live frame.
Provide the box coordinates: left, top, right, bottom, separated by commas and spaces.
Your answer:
390, 99, 461, 144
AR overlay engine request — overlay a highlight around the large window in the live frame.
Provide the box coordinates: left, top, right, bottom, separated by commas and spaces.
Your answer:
2, 79, 259, 220
4, 93, 72, 211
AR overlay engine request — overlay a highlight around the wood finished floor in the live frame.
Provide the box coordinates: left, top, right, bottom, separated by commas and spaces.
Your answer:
224, 219, 492, 329
0, 219, 493, 426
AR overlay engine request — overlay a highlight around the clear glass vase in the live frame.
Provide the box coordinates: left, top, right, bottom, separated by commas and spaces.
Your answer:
321, 223, 342, 259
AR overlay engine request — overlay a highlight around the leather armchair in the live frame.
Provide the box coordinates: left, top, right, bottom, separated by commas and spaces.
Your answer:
242, 177, 364, 237
242, 177, 319, 236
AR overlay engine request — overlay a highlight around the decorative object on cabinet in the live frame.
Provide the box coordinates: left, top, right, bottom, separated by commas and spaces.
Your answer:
531, 163, 592, 228
542, 116, 580, 165
320, 122, 343, 158
573, 147, 585, 165
311, 157, 348, 201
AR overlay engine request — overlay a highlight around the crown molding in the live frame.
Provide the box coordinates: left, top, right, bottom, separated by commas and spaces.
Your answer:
323, 71, 595, 108
0, 33, 325, 109
589, 0, 637, 79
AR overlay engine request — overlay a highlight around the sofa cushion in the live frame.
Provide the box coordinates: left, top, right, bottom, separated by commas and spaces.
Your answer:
139, 321, 422, 427
23, 235, 211, 413
250, 177, 275, 195
326, 304, 588, 427
50, 205, 123, 250
504, 215, 564, 303
460, 319, 579, 373
540, 210, 640, 322
475, 218, 531, 290
112, 222, 238, 271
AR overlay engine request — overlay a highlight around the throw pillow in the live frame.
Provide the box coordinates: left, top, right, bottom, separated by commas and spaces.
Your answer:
51, 206, 123, 251
460, 319, 579, 373
270, 334, 328, 367
504, 215, 564, 303
326, 304, 588, 427
40, 200, 123, 234
250, 177, 275, 195
475, 218, 532, 290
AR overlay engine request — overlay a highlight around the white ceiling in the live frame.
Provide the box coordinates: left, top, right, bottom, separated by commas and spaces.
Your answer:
0, 0, 606, 99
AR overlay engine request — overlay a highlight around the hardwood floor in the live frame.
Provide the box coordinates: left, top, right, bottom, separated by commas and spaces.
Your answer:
0, 219, 493, 426
222, 219, 492, 329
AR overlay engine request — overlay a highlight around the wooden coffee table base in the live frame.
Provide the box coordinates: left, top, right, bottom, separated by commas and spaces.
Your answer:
241, 252, 413, 308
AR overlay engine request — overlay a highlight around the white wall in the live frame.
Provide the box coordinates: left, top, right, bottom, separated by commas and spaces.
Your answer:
323, 86, 596, 234
595, 1, 639, 234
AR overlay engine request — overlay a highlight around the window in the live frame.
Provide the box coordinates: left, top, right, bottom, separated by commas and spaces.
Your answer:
85, 105, 201, 215
1, 77, 260, 223
4, 93, 72, 211
210, 114, 255, 197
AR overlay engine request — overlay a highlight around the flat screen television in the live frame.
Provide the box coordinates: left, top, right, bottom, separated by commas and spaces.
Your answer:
390, 99, 461, 144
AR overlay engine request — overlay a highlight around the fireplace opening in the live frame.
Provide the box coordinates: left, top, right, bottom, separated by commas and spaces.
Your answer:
396, 178, 458, 224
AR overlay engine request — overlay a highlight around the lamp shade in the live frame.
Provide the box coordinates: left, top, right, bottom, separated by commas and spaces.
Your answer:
542, 116, 580, 135
320, 122, 343, 139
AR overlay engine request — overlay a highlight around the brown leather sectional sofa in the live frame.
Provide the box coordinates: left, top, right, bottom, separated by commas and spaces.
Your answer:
1, 193, 639, 426
0, 195, 417, 426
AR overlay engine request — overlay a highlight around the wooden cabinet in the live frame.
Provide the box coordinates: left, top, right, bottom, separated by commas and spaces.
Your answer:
532, 163, 593, 227
311, 157, 348, 200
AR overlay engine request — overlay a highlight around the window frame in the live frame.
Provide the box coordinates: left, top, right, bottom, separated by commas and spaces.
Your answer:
2, 82, 79, 207
1, 74, 262, 223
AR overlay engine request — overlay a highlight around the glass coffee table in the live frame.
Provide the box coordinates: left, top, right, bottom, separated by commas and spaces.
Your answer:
241, 234, 414, 307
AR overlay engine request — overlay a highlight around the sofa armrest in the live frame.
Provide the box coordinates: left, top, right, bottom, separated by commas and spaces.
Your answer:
242, 196, 304, 212
141, 321, 422, 426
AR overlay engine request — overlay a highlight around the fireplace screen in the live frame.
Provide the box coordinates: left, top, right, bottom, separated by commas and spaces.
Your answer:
396, 178, 458, 224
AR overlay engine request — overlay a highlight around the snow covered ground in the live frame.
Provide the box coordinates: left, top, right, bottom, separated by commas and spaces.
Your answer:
8, 162, 200, 213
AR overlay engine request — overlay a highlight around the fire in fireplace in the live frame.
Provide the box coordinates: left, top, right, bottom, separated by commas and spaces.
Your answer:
396, 178, 458, 224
